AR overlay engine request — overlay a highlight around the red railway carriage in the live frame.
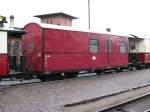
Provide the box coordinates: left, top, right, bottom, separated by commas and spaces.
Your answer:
22, 23, 128, 76
137, 38, 150, 64
0, 28, 24, 79
129, 36, 150, 68
0, 31, 8, 76
137, 53, 150, 63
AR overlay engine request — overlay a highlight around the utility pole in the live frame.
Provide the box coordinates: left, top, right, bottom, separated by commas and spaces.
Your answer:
88, 0, 91, 29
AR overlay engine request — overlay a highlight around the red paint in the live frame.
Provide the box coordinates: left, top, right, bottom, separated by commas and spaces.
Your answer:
23, 23, 128, 74
137, 53, 150, 63
0, 54, 8, 76
22, 23, 43, 72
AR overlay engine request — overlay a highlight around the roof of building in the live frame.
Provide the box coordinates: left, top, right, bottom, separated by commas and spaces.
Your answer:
0, 27, 25, 34
34, 12, 78, 19
129, 34, 150, 39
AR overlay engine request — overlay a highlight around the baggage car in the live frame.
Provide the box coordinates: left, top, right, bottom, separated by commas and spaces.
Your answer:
22, 23, 128, 79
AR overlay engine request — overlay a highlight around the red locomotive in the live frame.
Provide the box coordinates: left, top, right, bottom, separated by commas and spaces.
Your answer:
0, 22, 150, 81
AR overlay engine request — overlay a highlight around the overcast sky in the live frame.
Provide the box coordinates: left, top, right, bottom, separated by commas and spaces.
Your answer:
1, 0, 150, 36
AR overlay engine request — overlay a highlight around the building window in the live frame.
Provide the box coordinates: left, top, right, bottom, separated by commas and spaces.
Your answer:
89, 39, 99, 53
120, 41, 126, 53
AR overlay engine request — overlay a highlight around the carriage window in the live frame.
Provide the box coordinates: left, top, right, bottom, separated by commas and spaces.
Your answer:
13, 41, 20, 56
89, 39, 98, 53
120, 41, 126, 53
130, 41, 135, 50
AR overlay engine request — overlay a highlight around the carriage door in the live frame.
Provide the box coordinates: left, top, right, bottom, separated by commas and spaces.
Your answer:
106, 36, 117, 66
8, 32, 24, 73
106, 36, 111, 66
108, 36, 119, 66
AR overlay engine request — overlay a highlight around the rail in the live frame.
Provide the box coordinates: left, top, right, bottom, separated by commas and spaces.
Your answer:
64, 84, 150, 112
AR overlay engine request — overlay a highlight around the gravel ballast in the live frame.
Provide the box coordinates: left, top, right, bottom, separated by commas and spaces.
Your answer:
1, 69, 150, 112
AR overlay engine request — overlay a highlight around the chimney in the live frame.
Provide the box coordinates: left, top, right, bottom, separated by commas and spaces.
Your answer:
10, 15, 14, 28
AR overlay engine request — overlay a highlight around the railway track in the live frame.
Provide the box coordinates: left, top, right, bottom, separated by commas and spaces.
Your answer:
0, 79, 41, 90
102, 94, 150, 112
0, 69, 127, 90
64, 84, 150, 112
0, 69, 137, 90
1, 69, 150, 112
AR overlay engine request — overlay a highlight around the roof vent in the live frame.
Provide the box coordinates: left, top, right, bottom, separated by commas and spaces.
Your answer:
10, 15, 14, 28
106, 28, 111, 32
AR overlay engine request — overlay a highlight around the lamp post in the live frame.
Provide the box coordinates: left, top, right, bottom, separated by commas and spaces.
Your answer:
88, 0, 91, 29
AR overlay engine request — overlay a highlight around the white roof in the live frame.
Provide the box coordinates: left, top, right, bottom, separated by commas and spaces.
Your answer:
35, 22, 130, 37
129, 34, 150, 40
0, 27, 24, 33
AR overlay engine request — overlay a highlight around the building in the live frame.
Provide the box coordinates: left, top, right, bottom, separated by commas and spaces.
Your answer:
34, 12, 78, 27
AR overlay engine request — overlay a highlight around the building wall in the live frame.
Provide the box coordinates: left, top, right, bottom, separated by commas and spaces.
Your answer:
0, 31, 7, 53
41, 16, 72, 26
60, 16, 72, 26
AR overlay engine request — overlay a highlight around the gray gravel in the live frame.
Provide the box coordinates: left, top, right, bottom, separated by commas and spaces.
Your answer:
1, 69, 150, 112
